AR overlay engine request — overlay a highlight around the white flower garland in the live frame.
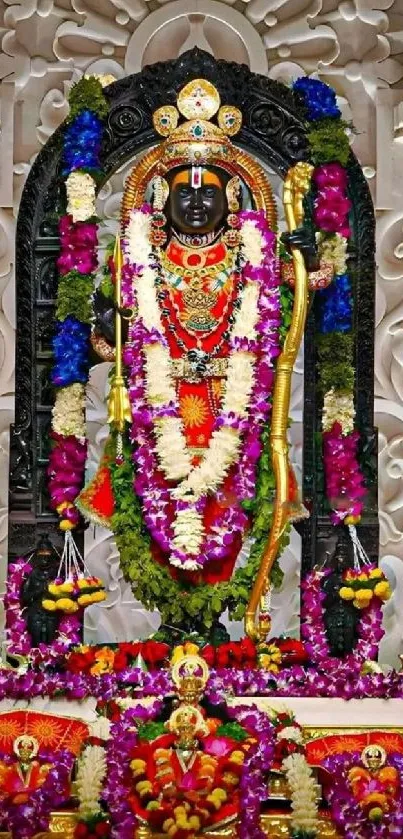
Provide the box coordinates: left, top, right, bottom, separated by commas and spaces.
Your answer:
282, 752, 319, 836
76, 717, 110, 819
125, 210, 267, 567
66, 171, 96, 222
52, 383, 86, 438
317, 232, 348, 275
322, 387, 355, 434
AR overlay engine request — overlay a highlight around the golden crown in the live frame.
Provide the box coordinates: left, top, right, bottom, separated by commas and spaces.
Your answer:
153, 79, 242, 170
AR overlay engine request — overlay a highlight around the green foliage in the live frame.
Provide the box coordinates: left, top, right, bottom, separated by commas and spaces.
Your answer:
216, 722, 248, 741
99, 239, 116, 299
307, 119, 351, 167
67, 77, 109, 122
137, 721, 166, 742
317, 332, 354, 393
56, 271, 94, 323
279, 284, 294, 344
110, 424, 287, 628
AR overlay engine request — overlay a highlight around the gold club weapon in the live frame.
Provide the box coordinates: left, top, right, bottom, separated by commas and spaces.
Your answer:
245, 162, 314, 640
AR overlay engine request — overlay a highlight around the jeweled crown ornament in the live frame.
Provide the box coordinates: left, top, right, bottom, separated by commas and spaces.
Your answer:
171, 652, 210, 705
152, 79, 242, 170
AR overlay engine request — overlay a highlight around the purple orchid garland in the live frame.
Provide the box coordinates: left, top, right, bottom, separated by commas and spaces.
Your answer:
4, 557, 81, 664
229, 703, 276, 839
0, 747, 74, 839
122, 208, 281, 571
103, 701, 163, 839
103, 699, 274, 839
2, 656, 403, 702
323, 752, 403, 839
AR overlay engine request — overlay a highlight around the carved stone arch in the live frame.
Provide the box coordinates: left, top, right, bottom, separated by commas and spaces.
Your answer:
10, 49, 377, 590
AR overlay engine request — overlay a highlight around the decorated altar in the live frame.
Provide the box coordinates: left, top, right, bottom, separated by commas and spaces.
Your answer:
3, 49, 402, 839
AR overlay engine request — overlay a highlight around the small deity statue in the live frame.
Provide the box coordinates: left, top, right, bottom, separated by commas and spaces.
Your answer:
348, 745, 400, 821
21, 536, 61, 646
322, 531, 360, 656
80, 79, 331, 635
0, 736, 51, 805
128, 654, 254, 833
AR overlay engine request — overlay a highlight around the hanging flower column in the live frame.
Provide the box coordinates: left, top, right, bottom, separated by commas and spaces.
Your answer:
47, 75, 111, 531
292, 77, 367, 529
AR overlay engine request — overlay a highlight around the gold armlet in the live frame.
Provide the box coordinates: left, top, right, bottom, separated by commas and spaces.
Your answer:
90, 332, 116, 362
281, 259, 333, 291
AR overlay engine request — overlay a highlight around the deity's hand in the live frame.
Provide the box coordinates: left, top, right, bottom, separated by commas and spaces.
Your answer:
281, 226, 319, 273
93, 289, 132, 347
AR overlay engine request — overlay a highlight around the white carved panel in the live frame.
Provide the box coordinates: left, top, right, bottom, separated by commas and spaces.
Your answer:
0, 0, 402, 665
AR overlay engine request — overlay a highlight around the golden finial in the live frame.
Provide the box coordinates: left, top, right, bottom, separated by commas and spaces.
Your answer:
107, 234, 131, 435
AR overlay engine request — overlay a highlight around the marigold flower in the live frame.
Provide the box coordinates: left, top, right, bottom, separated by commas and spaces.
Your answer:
56, 597, 78, 612
42, 599, 57, 611
354, 589, 373, 603
374, 581, 391, 600
369, 568, 383, 579
90, 591, 107, 603
77, 594, 92, 607
339, 586, 355, 601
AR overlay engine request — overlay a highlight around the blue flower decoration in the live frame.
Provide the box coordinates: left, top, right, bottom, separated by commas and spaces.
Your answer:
63, 110, 103, 175
52, 316, 91, 386
293, 77, 341, 122
318, 274, 353, 334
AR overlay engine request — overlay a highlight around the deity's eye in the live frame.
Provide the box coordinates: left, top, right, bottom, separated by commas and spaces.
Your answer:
178, 186, 192, 197
202, 186, 217, 198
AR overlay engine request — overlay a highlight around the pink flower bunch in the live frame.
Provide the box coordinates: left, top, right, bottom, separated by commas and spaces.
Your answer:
322, 421, 367, 524
57, 215, 98, 276
47, 432, 88, 527
313, 162, 352, 237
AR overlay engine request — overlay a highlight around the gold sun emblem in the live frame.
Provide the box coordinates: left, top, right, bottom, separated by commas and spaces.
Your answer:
29, 717, 65, 746
0, 719, 22, 747
180, 394, 209, 428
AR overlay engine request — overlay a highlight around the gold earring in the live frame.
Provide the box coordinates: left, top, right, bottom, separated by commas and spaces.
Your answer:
150, 175, 169, 247
223, 176, 241, 248
226, 176, 241, 214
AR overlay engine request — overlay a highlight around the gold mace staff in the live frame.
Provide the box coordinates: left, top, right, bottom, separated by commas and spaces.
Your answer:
107, 234, 132, 433
245, 162, 314, 640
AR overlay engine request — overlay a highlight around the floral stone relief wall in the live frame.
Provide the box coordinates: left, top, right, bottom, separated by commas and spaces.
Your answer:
1, 0, 403, 664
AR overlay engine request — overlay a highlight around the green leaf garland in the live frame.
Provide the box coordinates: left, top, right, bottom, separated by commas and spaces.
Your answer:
56, 271, 95, 323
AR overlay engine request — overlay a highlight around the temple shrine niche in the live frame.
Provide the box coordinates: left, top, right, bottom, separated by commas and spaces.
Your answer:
1, 48, 401, 839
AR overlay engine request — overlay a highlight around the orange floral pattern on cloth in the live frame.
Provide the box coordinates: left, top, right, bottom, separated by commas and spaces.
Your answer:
306, 732, 403, 765
0, 712, 88, 757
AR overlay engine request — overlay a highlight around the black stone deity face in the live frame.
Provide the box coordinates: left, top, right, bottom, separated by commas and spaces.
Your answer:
167, 166, 227, 234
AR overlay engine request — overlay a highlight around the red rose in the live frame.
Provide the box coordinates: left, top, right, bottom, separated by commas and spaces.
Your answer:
67, 650, 95, 674
228, 642, 243, 665
141, 640, 170, 667
120, 642, 141, 658
95, 822, 110, 837
74, 824, 90, 838
274, 638, 309, 666
215, 646, 230, 668
239, 637, 257, 662
201, 645, 216, 667
113, 651, 128, 672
